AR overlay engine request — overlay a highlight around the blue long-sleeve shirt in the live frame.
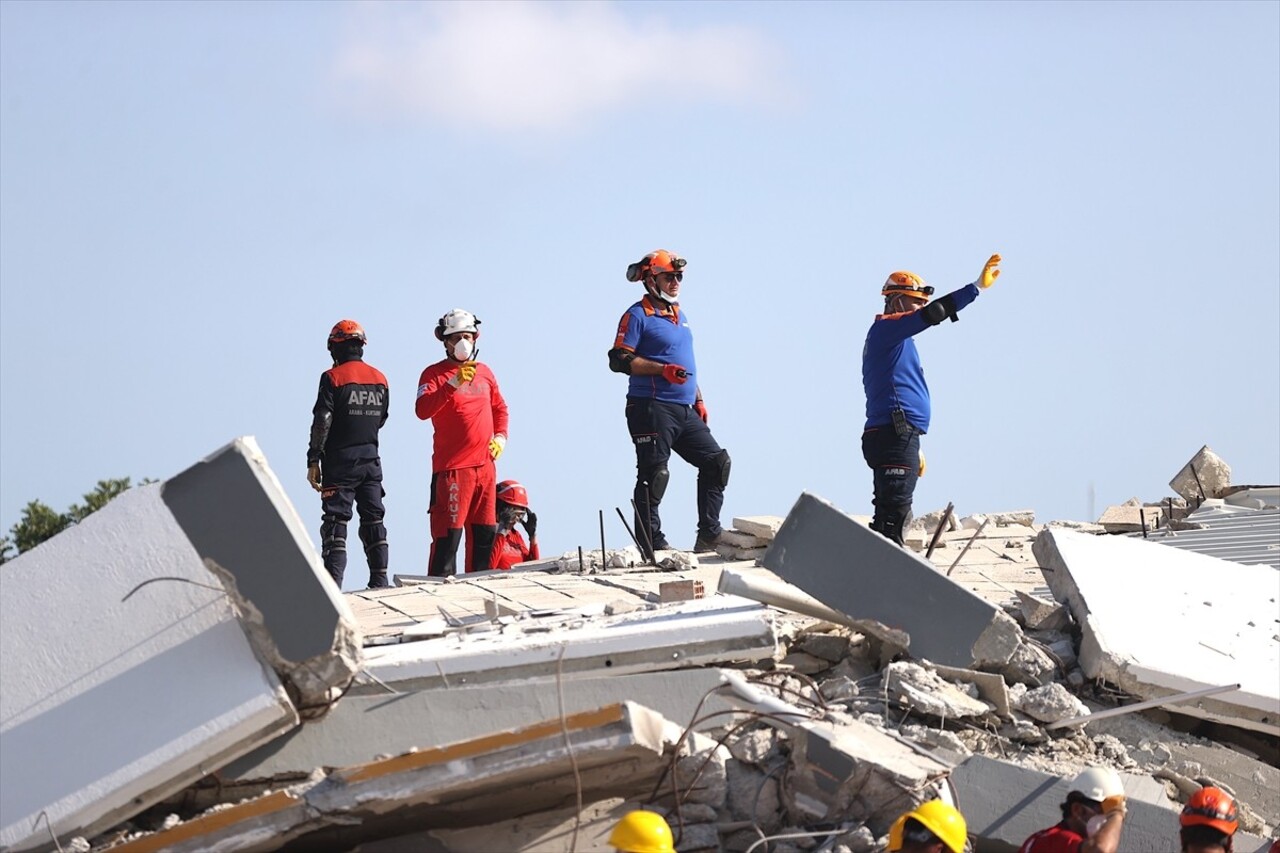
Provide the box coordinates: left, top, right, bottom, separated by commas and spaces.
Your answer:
862, 283, 980, 433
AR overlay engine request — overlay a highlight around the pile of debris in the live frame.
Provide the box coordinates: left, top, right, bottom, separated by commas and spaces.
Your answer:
0, 439, 1276, 852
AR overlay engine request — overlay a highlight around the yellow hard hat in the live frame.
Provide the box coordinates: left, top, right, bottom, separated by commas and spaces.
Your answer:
886, 800, 968, 853
608, 810, 675, 853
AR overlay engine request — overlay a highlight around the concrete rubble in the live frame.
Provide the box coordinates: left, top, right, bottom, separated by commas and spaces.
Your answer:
3, 440, 1277, 852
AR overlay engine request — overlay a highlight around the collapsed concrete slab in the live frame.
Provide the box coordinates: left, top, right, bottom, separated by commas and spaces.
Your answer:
786, 718, 954, 831
358, 597, 778, 692
224, 669, 738, 784
0, 484, 297, 853
951, 754, 1274, 853
760, 493, 1033, 672
1170, 445, 1232, 502
1034, 528, 1280, 736
111, 702, 678, 853
162, 436, 363, 710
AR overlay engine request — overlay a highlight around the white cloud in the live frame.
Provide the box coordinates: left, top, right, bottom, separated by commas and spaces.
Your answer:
333, 1, 781, 132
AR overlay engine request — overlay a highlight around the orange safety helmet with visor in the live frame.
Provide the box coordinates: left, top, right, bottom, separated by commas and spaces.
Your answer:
626, 250, 687, 284
882, 271, 935, 302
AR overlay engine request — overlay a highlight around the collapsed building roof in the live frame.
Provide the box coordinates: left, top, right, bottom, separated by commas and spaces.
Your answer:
1, 438, 1276, 852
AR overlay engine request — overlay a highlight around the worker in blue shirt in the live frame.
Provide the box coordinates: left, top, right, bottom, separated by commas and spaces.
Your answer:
861, 254, 1002, 545
608, 249, 730, 556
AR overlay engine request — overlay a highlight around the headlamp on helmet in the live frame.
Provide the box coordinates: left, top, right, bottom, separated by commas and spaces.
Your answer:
882, 271, 935, 301
626, 250, 687, 283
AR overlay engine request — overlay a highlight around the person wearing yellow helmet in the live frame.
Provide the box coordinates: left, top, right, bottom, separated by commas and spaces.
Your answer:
861, 255, 1001, 546
608, 810, 675, 853
887, 800, 969, 853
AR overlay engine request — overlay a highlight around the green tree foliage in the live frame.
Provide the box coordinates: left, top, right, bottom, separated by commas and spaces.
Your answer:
0, 477, 154, 564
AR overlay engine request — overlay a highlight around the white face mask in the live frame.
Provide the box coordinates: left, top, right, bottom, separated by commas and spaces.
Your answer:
451, 337, 474, 360
657, 289, 679, 304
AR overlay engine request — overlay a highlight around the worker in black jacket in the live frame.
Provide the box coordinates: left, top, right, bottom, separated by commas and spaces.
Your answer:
308, 320, 390, 589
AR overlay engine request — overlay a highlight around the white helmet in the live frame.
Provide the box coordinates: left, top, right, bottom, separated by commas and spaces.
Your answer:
436, 308, 480, 340
1069, 766, 1124, 801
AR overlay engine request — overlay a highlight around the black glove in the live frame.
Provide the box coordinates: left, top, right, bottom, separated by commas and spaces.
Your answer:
521, 510, 537, 540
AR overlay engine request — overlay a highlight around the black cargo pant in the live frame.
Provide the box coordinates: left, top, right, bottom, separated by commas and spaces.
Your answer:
626, 397, 729, 552
861, 424, 920, 546
320, 455, 389, 588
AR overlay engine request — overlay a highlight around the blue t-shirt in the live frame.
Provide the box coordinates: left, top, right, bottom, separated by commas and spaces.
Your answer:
862, 283, 980, 433
612, 296, 699, 405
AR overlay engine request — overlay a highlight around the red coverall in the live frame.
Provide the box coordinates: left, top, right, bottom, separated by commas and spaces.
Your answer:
415, 358, 509, 574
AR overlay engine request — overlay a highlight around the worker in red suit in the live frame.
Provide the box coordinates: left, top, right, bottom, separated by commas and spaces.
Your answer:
415, 308, 509, 575
490, 480, 539, 570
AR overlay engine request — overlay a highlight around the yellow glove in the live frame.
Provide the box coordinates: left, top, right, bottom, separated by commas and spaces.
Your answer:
449, 361, 477, 388
489, 434, 506, 460
1101, 795, 1127, 816
307, 463, 323, 492
918, 450, 926, 477
979, 253, 1001, 289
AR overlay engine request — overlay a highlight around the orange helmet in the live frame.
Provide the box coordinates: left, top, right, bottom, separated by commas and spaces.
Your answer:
882, 271, 935, 301
1181, 787, 1238, 836
328, 320, 367, 346
626, 250, 687, 282
496, 480, 530, 509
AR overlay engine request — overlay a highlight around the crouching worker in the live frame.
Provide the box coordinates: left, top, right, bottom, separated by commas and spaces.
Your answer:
490, 479, 539, 570
887, 800, 968, 853
1179, 787, 1239, 853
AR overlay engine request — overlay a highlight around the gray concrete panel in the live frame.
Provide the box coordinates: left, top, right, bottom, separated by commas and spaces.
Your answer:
225, 669, 737, 780
162, 436, 354, 664
760, 493, 1009, 668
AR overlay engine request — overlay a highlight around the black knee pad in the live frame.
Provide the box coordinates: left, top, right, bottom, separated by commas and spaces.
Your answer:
647, 466, 670, 503
712, 449, 731, 488
358, 522, 387, 552
321, 517, 348, 555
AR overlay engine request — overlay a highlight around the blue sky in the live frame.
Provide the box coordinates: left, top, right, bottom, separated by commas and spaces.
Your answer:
2, 1, 1277, 589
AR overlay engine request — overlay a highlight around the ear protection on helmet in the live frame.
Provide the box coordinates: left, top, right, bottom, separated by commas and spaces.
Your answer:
435, 309, 482, 341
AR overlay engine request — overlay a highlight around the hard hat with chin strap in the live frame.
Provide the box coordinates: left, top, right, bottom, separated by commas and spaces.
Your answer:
435, 308, 481, 341
626, 250, 687, 283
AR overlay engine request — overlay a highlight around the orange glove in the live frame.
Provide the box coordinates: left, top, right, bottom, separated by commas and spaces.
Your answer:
1101, 795, 1126, 816
662, 364, 689, 385
694, 400, 708, 423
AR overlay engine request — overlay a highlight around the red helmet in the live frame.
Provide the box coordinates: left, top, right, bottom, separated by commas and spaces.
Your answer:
496, 480, 529, 509
328, 319, 367, 346
1181, 787, 1238, 836
626, 249, 687, 282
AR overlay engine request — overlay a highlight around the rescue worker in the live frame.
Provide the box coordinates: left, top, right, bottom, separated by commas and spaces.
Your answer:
1018, 766, 1127, 853
307, 320, 390, 589
607, 810, 674, 853
415, 308, 509, 575
1179, 787, 1238, 853
862, 254, 1002, 545
490, 479, 539, 570
608, 249, 730, 556
886, 799, 969, 853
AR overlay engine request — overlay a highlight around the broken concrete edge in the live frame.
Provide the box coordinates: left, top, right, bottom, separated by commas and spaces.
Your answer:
202, 557, 362, 717
106, 702, 680, 852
